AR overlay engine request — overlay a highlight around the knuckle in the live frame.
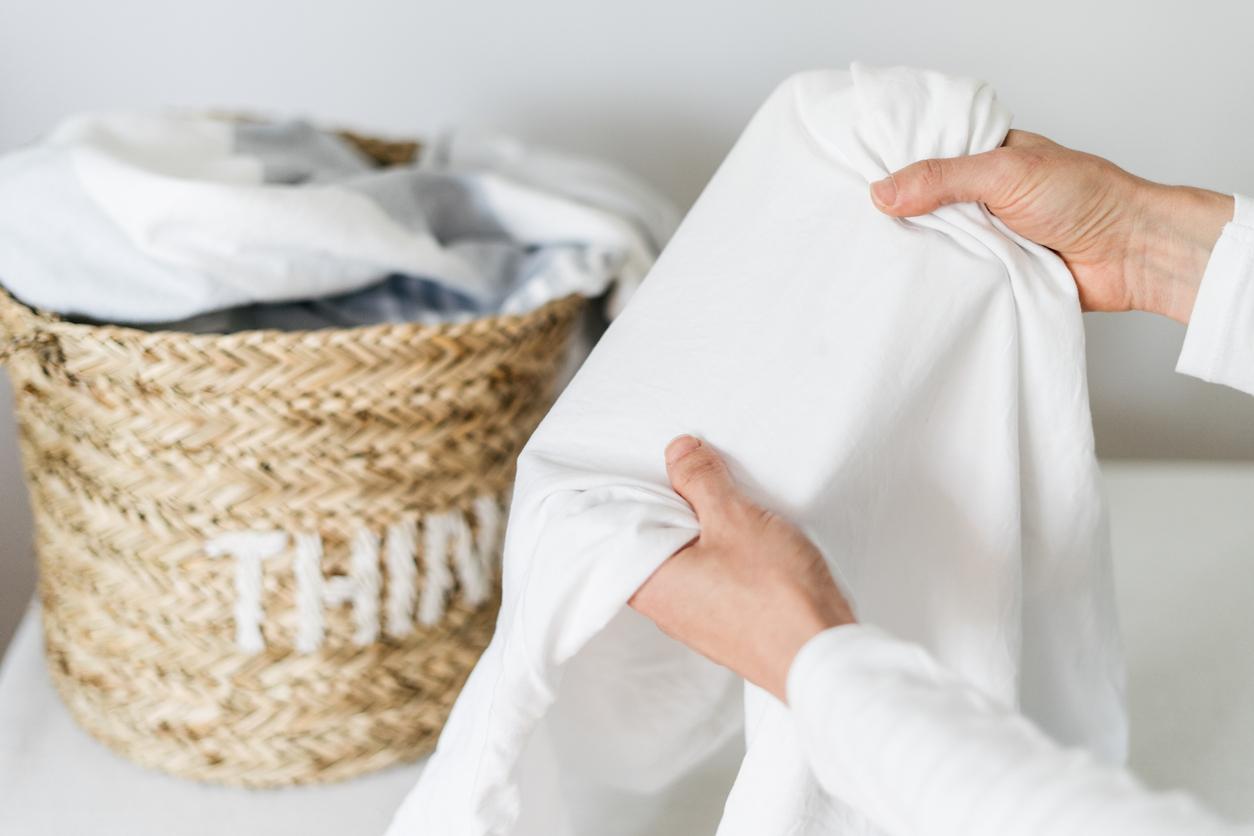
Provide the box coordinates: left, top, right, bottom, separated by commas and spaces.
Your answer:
1003, 146, 1047, 177
983, 149, 1044, 204
918, 158, 947, 189
721, 498, 758, 527
679, 452, 724, 486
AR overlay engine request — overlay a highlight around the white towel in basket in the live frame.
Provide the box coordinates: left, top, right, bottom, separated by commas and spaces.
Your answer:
0, 116, 677, 325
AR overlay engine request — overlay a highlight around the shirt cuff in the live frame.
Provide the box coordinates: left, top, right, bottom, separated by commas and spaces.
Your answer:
787, 623, 862, 710
786, 623, 928, 713
1177, 194, 1254, 396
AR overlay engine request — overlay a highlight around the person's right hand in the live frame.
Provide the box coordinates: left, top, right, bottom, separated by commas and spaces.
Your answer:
629, 435, 855, 702
869, 130, 1234, 324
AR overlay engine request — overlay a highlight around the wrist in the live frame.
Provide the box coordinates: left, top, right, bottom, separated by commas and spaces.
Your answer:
764, 597, 855, 703
1127, 183, 1233, 323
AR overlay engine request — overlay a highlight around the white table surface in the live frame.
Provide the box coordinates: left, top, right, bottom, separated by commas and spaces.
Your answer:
2, 461, 1253, 834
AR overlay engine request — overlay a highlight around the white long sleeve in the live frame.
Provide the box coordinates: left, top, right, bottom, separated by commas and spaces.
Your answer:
1178, 194, 1254, 395
787, 625, 1241, 836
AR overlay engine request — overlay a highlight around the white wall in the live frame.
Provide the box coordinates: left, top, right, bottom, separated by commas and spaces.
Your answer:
2, 0, 1253, 647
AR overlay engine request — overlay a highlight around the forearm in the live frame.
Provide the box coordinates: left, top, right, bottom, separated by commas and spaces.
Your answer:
788, 625, 1239, 836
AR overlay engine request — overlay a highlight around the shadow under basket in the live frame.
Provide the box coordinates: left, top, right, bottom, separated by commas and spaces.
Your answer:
0, 133, 584, 787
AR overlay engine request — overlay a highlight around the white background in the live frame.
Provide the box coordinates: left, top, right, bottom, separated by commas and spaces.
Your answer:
2, 0, 1253, 648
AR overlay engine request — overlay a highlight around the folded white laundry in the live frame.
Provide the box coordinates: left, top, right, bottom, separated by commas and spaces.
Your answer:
0, 114, 677, 325
384, 63, 1126, 836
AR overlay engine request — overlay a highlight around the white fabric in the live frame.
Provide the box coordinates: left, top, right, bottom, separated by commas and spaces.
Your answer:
0, 113, 676, 323
385, 63, 1125, 836
787, 626, 1239, 836
1178, 194, 1254, 395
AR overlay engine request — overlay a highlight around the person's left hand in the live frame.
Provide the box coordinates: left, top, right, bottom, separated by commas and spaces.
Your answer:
629, 435, 856, 702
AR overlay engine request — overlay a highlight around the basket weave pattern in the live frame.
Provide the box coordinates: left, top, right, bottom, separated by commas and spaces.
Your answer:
0, 135, 584, 786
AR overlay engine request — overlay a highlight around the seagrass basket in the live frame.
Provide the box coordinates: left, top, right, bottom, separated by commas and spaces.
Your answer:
0, 133, 585, 787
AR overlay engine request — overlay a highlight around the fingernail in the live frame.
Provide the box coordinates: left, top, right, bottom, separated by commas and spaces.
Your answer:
665, 434, 701, 465
870, 177, 896, 208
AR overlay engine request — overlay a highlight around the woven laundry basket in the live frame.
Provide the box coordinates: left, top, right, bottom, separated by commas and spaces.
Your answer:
0, 133, 585, 787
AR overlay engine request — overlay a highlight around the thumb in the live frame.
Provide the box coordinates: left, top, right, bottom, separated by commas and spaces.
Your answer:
665, 435, 741, 521
870, 149, 1011, 217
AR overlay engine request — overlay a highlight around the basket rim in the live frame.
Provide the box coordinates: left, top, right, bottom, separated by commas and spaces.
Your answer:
0, 286, 585, 351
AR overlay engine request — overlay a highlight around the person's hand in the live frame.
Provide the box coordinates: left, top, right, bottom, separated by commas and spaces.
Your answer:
628, 435, 855, 702
869, 130, 1234, 324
